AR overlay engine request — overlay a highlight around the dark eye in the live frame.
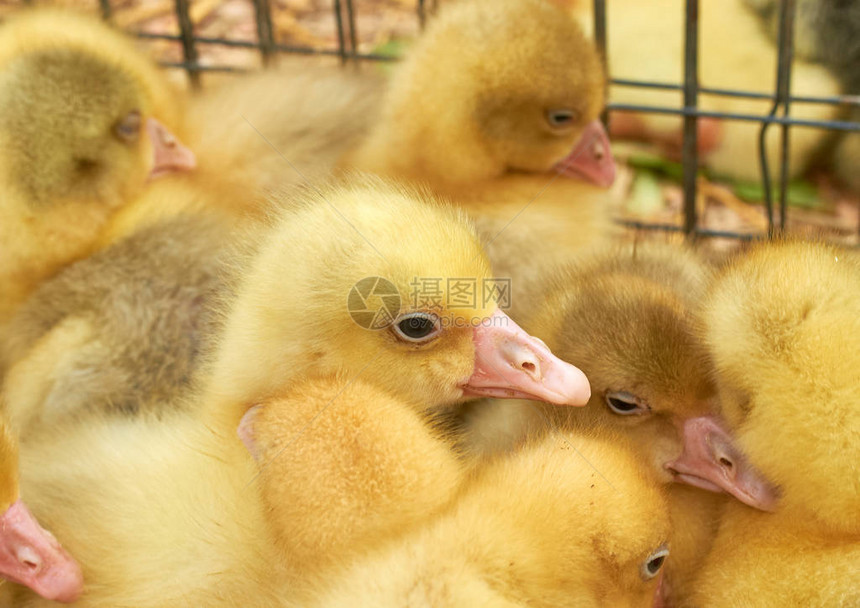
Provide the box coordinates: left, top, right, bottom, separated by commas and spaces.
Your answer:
605, 390, 649, 416
115, 110, 142, 142
641, 546, 669, 581
392, 312, 441, 343
547, 109, 577, 128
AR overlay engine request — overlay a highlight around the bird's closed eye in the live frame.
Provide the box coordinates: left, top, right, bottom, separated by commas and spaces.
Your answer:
604, 390, 650, 416
392, 312, 441, 343
641, 545, 669, 581
546, 109, 578, 128
114, 109, 142, 143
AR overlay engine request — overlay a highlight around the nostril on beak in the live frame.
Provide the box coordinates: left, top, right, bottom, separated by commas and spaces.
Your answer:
713, 444, 736, 476
593, 141, 605, 160
514, 349, 541, 381
17, 547, 41, 572
500, 342, 543, 381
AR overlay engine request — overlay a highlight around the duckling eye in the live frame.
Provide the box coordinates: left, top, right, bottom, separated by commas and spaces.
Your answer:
115, 110, 142, 143
640, 546, 669, 581
546, 109, 577, 128
605, 390, 649, 416
392, 312, 441, 343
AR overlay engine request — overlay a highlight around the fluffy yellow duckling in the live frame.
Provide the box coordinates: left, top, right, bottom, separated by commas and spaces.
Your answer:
0, 9, 196, 324
345, 0, 618, 300
11, 177, 591, 606
457, 244, 778, 605
690, 240, 860, 607
0, 416, 81, 603
315, 430, 671, 608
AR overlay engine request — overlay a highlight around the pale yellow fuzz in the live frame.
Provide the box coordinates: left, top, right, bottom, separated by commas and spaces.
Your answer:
14, 415, 290, 608
315, 431, 671, 608
0, 10, 181, 128
2, 317, 96, 439
691, 240, 860, 607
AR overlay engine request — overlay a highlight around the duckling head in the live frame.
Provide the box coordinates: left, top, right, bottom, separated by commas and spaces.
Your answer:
455, 432, 672, 607
364, 0, 614, 187
0, 47, 195, 211
700, 240, 860, 528
533, 246, 777, 510
208, 175, 591, 417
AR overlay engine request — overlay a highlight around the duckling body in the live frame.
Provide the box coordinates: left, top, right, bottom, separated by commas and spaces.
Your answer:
13, 410, 288, 608
1, 203, 234, 435
691, 240, 860, 607
315, 430, 671, 608
237, 375, 466, 596
186, 61, 384, 201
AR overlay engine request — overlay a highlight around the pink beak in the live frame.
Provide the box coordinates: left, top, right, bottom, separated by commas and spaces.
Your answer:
553, 119, 616, 188
461, 310, 591, 406
666, 416, 779, 512
146, 118, 197, 179
652, 569, 667, 608
237, 405, 262, 460
0, 500, 83, 603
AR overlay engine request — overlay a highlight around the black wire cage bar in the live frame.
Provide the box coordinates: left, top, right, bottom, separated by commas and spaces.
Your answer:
20, 0, 858, 243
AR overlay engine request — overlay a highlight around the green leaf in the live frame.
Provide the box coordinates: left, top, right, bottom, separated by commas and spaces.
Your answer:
626, 170, 665, 216
372, 38, 411, 59
626, 153, 688, 181
733, 179, 822, 209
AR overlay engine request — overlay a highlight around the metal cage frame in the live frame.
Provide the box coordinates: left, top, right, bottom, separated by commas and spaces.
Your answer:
21, 0, 860, 243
